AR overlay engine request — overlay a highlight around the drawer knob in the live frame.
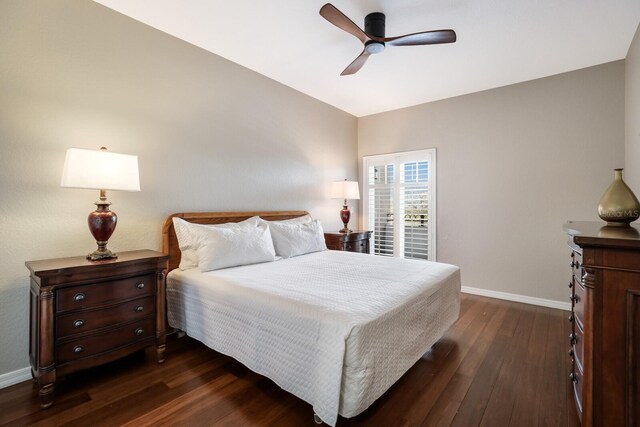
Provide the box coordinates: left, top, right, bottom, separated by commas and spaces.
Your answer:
569, 295, 578, 303
568, 314, 574, 323
73, 345, 84, 354
575, 261, 580, 269
569, 332, 578, 345
136, 283, 145, 289
135, 327, 144, 336
569, 372, 578, 383
570, 261, 575, 268
569, 349, 574, 357
135, 305, 144, 313
571, 252, 575, 258
74, 293, 85, 301
568, 281, 573, 289
73, 319, 85, 328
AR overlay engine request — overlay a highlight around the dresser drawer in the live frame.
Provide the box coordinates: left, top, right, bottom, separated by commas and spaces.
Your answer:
571, 250, 583, 283
574, 281, 586, 330
573, 322, 584, 372
57, 274, 155, 312
572, 363, 584, 420
56, 296, 154, 339
56, 317, 154, 364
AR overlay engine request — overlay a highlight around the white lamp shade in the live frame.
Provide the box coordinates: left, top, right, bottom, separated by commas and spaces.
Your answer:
61, 148, 140, 191
330, 180, 360, 200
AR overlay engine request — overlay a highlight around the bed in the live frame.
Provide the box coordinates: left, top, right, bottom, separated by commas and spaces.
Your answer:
162, 211, 461, 426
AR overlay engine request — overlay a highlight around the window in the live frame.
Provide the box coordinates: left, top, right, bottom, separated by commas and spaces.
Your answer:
363, 149, 436, 261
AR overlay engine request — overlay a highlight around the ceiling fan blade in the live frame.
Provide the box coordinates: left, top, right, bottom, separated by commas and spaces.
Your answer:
341, 49, 371, 76
320, 3, 369, 44
383, 29, 456, 46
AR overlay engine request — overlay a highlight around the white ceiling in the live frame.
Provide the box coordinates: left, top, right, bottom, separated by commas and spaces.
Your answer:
94, 0, 640, 117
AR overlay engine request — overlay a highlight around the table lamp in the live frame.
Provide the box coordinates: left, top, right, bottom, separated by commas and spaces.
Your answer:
330, 179, 360, 233
61, 147, 140, 260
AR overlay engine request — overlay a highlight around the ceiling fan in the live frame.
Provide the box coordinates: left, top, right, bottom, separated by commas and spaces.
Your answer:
319, 3, 457, 76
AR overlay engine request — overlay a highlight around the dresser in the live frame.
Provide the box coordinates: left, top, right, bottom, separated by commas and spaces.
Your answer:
26, 250, 169, 408
564, 222, 640, 426
324, 231, 372, 253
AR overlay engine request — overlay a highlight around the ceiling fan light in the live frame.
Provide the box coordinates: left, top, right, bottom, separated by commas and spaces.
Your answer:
365, 42, 385, 54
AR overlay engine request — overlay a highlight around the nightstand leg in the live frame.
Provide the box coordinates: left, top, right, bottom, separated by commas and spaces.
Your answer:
38, 380, 55, 409
38, 289, 56, 408
156, 344, 166, 364
155, 268, 167, 364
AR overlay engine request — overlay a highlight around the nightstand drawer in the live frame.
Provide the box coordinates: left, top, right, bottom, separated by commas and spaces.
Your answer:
56, 296, 154, 338
57, 274, 155, 312
56, 317, 154, 365
344, 240, 368, 253
325, 231, 372, 253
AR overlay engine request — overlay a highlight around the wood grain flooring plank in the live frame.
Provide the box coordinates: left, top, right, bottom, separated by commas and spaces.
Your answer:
120, 367, 244, 426
0, 390, 91, 427
421, 302, 509, 426
507, 306, 551, 427
156, 375, 273, 427
213, 378, 288, 427
449, 302, 520, 427
61, 381, 171, 427
392, 299, 506, 426
477, 302, 537, 426
266, 394, 313, 427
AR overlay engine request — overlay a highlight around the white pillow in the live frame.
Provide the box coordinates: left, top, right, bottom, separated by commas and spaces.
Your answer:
267, 220, 327, 259
259, 214, 312, 225
197, 222, 276, 272
172, 216, 259, 270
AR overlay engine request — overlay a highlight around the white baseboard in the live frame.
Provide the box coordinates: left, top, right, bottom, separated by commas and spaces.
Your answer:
0, 367, 31, 389
461, 286, 571, 311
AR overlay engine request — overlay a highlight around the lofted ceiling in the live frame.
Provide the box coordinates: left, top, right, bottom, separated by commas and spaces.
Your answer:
93, 0, 640, 117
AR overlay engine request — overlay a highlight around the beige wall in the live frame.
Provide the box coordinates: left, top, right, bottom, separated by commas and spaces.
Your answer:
358, 61, 625, 303
627, 23, 640, 191
0, 1, 357, 375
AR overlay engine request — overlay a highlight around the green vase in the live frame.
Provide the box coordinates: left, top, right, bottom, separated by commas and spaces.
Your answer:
597, 168, 640, 226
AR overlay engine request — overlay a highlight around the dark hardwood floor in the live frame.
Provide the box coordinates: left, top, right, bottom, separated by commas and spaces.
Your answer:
0, 294, 580, 426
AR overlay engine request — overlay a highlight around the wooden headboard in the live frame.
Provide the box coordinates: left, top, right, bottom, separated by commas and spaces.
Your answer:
162, 211, 309, 271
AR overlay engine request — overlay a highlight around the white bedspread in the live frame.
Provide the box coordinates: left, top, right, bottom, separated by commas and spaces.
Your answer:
167, 250, 460, 426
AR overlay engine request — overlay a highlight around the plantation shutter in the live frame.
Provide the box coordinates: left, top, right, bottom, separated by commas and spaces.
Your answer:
363, 149, 436, 261
367, 162, 395, 256
399, 160, 431, 260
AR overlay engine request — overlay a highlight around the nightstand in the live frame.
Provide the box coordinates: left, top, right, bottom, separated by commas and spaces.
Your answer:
324, 231, 372, 253
25, 250, 169, 409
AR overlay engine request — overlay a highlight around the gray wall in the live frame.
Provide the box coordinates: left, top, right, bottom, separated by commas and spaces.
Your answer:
0, 1, 357, 376
627, 23, 640, 191
358, 61, 625, 303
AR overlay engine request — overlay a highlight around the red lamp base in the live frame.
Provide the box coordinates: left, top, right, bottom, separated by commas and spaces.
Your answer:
87, 191, 118, 261
339, 201, 351, 233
